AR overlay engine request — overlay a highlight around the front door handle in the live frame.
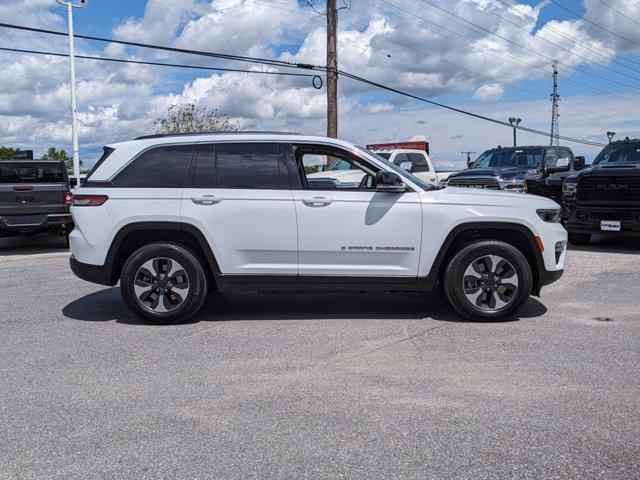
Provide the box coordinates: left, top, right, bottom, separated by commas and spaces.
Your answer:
191, 195, 222, 205
301, 196, 333, 206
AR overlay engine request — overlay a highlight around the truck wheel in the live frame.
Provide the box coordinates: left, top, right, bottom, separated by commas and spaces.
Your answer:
568, 232, 591, 246
120, 242, 209, 325
444, 240, 533, 321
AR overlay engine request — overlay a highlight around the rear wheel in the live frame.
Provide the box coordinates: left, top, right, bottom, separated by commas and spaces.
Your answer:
568, 232, 591, 245
120, 242, 208, 324
444, 240, 533, 321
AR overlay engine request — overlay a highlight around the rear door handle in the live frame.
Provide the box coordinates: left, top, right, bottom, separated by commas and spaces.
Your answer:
191, 195, 222, 205
301, 196, 333, 205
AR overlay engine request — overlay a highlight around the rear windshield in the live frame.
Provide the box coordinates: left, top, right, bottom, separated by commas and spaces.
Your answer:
471, 148, 543, 169
0, 162, 66, 183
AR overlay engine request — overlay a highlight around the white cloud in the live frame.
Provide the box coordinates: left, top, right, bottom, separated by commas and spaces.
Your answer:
472, 83, 505, 101
1, 0, 640, 165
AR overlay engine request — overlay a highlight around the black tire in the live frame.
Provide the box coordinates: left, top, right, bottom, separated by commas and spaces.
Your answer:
443, 240, 533, 321
568, 232, 591, 246
120, 242, 209, 324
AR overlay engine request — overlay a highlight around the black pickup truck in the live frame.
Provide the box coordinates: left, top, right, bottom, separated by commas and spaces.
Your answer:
562, 138, 640, 245
0, 160, 73, 243
447, 145, 585, 203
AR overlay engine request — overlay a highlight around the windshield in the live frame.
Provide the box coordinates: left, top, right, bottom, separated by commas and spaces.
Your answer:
0, 162, 66, 183
354, 146, 433, 190
470, 148, 543, 169
593, 143, 640, 165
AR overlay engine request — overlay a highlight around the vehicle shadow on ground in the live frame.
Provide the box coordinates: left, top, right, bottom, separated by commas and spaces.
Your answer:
0, 234, 67, 256
62, 288, 547, 325
567, 235, 640, 255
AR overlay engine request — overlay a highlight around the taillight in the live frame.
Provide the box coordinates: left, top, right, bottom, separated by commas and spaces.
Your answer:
63, 191, 72, 206
72, 194, 109, 206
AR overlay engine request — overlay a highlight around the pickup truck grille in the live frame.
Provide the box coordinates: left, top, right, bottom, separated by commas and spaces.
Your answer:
447, 177, 500, 189
577, 177, 640, 203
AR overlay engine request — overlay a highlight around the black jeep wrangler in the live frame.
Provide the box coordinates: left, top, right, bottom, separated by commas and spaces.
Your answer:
562, 138, 640, 245
0, 159, 73, 243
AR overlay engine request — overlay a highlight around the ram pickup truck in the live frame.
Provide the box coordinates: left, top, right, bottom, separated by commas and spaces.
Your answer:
563, 138, 640, 245
0, 159, 73, 242
447, 146, 585, 203
68, 132, 566, 324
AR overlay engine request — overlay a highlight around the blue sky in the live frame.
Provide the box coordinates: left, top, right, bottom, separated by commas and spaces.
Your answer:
1, 0, 639, 167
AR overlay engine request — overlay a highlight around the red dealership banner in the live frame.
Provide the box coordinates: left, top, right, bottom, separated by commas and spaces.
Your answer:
366, 141, 429, 154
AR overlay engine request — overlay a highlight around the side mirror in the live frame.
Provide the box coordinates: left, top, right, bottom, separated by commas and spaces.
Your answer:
376, 171, 406, 193
574, 156, 585, 170
399, 161, 414, 173
547, 157, 570, 173
69, 177, 78, 187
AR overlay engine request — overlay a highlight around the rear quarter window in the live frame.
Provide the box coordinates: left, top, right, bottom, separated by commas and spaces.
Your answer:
112, 144, 194, 188
0, 162, 66, 183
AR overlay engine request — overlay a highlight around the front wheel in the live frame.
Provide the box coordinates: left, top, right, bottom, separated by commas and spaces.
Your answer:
444, 240, 533, 321
120, 242, 209, 324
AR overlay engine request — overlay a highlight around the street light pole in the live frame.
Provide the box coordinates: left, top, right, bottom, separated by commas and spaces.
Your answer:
508, 117, 522, 147
607, 131, 616, 143
57, 0, 84, 184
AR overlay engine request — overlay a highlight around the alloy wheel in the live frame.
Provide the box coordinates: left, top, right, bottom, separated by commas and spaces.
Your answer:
133, 257, 190, 313
462, 255, 519, 311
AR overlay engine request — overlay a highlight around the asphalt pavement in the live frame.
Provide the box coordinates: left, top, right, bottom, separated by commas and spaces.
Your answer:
0, 233, 639, 479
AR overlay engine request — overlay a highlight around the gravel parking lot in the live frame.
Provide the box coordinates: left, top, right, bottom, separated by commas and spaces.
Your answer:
1, 234, 639, 479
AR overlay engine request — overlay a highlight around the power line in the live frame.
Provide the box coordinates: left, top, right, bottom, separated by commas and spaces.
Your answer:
339, 70, 607, 146
548, 0, 640, 48
493, 0, 640, 69
356, 0, 640, 110
0, 22, 325, 72
465, 0, 640, 79
410, 0, 640, 91
595, 0, 640, 28
0, 46, 319, 78
0, 21, 609, 146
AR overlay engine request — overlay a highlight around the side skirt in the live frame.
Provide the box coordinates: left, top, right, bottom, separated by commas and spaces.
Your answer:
214, 274, 435, 293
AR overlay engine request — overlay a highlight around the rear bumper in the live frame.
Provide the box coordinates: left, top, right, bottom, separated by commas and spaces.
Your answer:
69, 256, 117, 286
0, 213, 73, 234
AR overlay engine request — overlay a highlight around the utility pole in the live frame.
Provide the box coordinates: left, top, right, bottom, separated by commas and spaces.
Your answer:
461, 151, 476, 167
326, 0, 338, 139
508, 117, 521, 147
550, 60, 560, 146
57, 0, 84, 185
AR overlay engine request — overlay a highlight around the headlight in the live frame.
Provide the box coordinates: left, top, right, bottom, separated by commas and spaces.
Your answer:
563, 182, 577, 199
537, 208, 561, 223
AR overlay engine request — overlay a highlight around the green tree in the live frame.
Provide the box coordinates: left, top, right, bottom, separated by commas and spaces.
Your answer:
154, 103, 238, 134
0, 146, 20, 160
42, 147, 80, 171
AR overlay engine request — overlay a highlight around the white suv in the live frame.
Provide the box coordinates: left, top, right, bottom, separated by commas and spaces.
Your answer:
69, 132, 567, 324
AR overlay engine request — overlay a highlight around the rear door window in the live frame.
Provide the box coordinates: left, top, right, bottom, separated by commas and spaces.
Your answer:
216, 143, 286, 189
113, 144, 194, 187
0, 162, 65, 183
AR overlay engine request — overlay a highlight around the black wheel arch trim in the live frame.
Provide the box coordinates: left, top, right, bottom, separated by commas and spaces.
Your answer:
423, 221, 548, 295
99, 221, 221, 285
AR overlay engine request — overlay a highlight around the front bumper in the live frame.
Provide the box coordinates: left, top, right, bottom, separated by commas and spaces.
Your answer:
563, 203, 640, 236
0, 213, 73, 234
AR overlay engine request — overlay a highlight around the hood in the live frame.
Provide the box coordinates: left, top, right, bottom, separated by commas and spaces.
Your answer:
429, 184, 560, 208
567, 162, 640, 181
450, 166, 538, 180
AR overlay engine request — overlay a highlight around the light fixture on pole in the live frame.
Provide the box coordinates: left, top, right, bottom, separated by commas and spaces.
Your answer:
57, 0, 85, 186
508, 117, 521, 147
606, 131, 616, 143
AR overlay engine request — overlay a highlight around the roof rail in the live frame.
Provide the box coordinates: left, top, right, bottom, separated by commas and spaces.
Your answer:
133, 131, 302, 140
